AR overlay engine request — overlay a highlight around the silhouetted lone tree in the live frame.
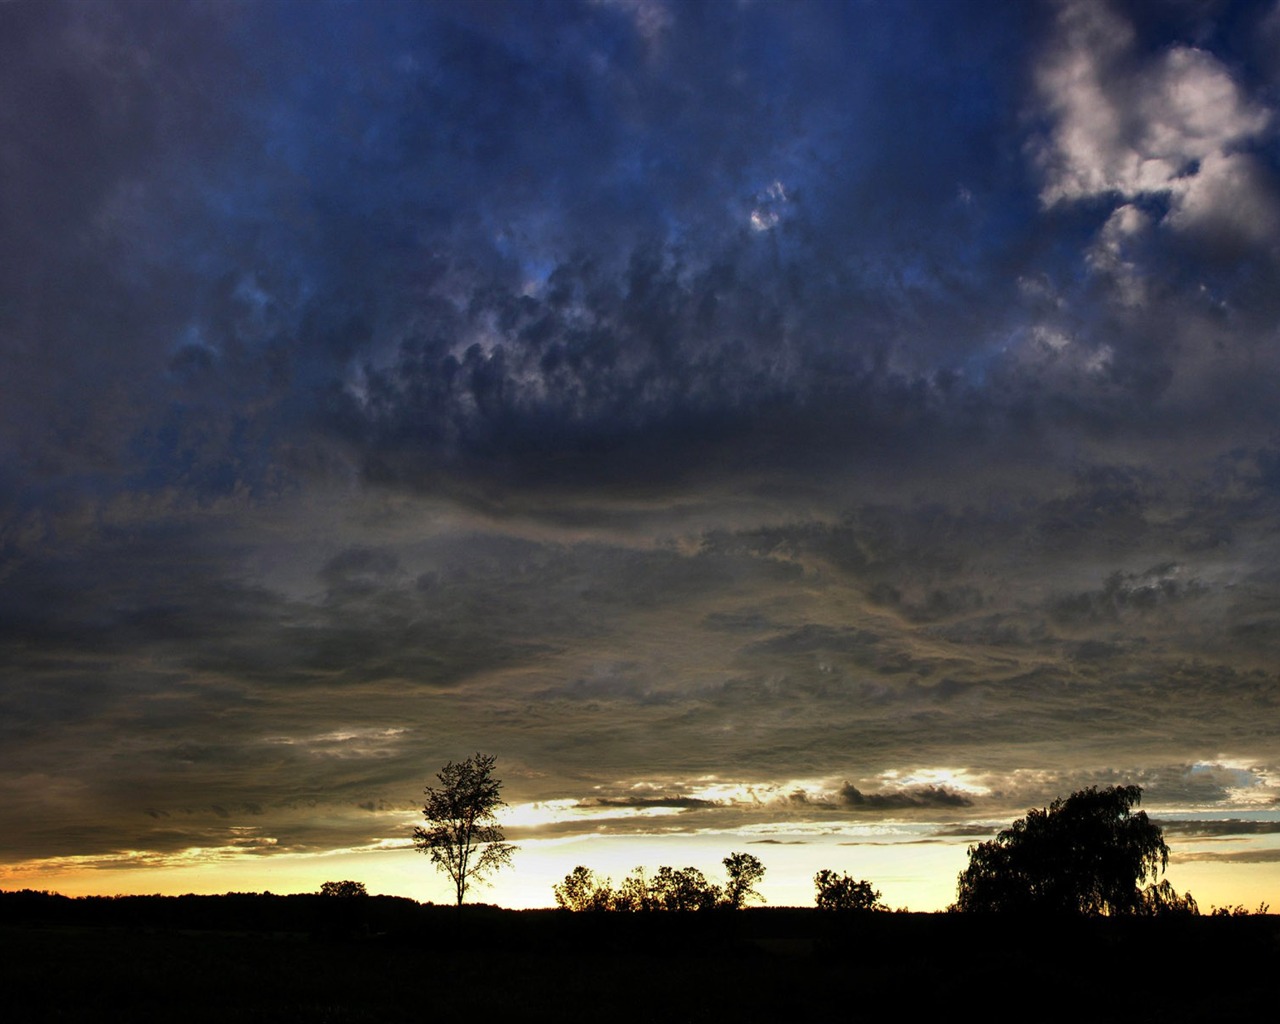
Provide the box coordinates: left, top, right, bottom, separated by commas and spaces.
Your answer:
413, 752, 515, 907
721, 852, 766, 909
954, 785, 1170, 915
814, 870, 886, 911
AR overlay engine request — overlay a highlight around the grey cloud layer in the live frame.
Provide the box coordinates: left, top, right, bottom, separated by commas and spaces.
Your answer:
6, 469, 1280, 860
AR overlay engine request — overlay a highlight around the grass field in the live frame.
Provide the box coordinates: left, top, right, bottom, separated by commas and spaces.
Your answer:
3, 894, 1277, 1021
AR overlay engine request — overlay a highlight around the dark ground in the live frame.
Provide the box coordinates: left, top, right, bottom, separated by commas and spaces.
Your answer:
2, 891, 1276, 1022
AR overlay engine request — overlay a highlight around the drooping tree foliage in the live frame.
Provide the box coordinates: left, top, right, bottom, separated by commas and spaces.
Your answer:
1136, 880, 1199, 917
954, 785, 1173, 915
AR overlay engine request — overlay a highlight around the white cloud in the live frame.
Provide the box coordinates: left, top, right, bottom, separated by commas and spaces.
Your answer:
1034, 0, 1276, 241
1170, 150, 1280, 244
1033, 0, 1136, 204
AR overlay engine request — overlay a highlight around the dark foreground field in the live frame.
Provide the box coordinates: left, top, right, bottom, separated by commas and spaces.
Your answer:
3, 891, 1277, 1022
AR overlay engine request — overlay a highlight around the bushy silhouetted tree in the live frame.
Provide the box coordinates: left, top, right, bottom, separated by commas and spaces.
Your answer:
721, 852, 766, 909
413, 752, 515, 907
651, 866, 720, 911
813, 870, 886, 911
553, 866, 614, 911
954, 785, 1170, 915
611, 866, 661, 911
316, 880, 370, 938
319, 880, 368, 898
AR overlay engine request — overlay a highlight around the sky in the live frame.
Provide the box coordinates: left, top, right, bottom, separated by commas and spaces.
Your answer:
4, 0, 1280, 912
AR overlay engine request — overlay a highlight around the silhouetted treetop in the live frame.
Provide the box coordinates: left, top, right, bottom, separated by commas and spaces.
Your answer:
813, 870, 886, 912
721, 852, 766, 909
552, 853, 765, 911
553, 866, 614, 912
319, 880, 368, 898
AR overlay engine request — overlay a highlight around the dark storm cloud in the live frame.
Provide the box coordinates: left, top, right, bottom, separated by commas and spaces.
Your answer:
783, 784, 974, 813
1159, 820, 1280, 839
837, 785, 974, 811
580, 796, 718, 811
933, 824, 1003, 840
1178, 848, 1280, 864
0, 0, 1057, 502
5, 0, 1278, 510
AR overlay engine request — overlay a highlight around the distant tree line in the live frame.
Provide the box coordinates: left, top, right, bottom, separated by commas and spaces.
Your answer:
553, 852, 766, 912
552, 855, 892, 913
0, 888, 424, 936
